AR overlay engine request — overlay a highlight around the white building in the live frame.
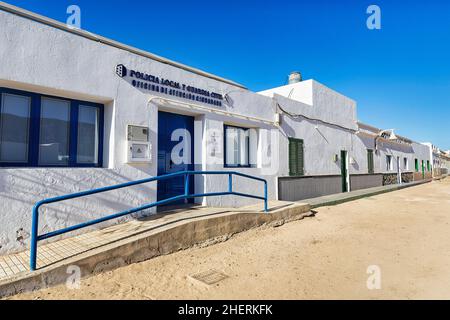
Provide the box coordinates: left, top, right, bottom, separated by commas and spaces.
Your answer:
423, 143, 450, 177
0, 3, 434, 254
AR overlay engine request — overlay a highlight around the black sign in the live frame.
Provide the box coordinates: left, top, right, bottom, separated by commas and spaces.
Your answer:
116, 64, 223, 107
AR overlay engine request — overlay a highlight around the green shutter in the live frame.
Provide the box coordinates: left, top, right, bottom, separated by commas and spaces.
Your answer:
297, 139, 304, 176
367, 149, 374, 174
289, 139, 297, 176
289, 138, 304, 176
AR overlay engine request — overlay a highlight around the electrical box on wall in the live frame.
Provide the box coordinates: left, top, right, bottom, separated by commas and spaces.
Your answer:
274, 113, 281, 126
127, 125, 152, 163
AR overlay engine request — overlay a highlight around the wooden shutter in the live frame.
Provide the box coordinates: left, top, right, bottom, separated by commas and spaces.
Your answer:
289, 138, 297, 176
367, 149, 374, 174
297, 139, 304, 176
289, 138, 304, 176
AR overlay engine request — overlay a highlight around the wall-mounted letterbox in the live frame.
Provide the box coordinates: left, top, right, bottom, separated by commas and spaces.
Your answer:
127, 125, 152, 163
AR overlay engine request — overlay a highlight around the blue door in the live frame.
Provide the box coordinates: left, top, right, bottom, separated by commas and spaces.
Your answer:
157, 111, 194, 205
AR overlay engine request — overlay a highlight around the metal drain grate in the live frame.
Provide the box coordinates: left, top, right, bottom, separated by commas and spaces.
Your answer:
188, 269, 229, 286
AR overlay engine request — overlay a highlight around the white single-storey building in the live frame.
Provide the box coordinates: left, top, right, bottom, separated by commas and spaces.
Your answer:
0, 3, 437, 255
423, 143, 450, 177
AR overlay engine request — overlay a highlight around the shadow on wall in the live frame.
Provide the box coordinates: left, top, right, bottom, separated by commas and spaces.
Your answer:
378, 141, 414, 154
280, 115, 341, 145
351, 159, 360, 171
0, 168, 157, 254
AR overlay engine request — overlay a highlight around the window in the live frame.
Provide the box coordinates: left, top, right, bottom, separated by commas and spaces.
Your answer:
404, 157, 408, 170
386, 155, 393, 171
39, 98, 71, 165
367, 149, 374, 174
0, 88, 103, 167
427, 160, 431, 172
415, 158, 419, 172
77, 106, 99, 164
288, 138, 304, 176
224, 125, 250, 167
0, 94, 31, 163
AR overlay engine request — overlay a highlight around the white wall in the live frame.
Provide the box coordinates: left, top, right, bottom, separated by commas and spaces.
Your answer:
259, 80, 357, 131
262, 83, 360, 177
0, 9, 279, 254
0, 7, 437, 256
412, 142, 432, 170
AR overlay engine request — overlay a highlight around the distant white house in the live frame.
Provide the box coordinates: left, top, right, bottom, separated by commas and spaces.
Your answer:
422, 143, 450, 177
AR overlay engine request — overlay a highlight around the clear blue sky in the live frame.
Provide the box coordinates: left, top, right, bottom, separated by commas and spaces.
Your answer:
4, 0, 450, 149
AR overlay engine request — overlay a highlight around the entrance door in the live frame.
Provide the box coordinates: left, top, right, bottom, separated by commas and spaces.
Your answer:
341, 150, 348, 192
157, 111, 194, 205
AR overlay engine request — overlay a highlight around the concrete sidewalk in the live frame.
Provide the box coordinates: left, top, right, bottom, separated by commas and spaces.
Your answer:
303, 179, 433, 209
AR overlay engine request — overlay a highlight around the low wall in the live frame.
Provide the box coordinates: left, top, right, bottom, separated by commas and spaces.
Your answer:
279, 171, 425, 201
383, 173, 398, 186
278, 175, 342, 201
414, 172, 432, 181
350, 174, 383, 191
402, 172, 414, 183
434, 168, 448, 178
382, 172, 414, 186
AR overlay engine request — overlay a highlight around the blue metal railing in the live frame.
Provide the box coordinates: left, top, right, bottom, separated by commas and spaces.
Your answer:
30, 170, 268, 271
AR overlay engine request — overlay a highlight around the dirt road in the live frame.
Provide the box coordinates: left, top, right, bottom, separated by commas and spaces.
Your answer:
10, 178, 450, 300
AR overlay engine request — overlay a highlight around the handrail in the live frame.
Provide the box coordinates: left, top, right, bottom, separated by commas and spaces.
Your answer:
30, 170, 268, 271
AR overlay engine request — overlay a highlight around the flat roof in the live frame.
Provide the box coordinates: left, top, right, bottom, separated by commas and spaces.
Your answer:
0, 1, 247, 90
357, 122, 414, 144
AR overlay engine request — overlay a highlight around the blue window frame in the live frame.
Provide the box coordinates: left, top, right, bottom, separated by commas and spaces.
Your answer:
0, 87, 104, 168
224, 124, 251, 168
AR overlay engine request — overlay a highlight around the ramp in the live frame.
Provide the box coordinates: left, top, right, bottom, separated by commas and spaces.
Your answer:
0, 201, 311, 298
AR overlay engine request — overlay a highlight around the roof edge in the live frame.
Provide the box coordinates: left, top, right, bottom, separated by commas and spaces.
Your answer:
0, 1, 247, 89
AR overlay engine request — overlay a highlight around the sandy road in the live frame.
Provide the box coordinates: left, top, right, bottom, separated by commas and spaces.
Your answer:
10, 178, 450, 300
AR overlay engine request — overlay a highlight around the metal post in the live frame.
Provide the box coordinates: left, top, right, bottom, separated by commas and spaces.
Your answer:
264, 181, 268, 213
184, 173, 190, 197
228, 174, 233, 193
30, 204, 40, 271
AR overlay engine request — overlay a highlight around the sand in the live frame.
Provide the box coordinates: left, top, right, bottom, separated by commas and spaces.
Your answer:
9, 178, 450, 300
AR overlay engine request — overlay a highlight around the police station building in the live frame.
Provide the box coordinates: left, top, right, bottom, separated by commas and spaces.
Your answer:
0, 3, 436, 254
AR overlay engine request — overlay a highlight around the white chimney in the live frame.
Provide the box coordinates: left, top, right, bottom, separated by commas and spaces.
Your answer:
288, 71, 302, 84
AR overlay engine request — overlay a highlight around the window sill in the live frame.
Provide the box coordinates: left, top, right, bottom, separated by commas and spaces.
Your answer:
224, 165, 256, 169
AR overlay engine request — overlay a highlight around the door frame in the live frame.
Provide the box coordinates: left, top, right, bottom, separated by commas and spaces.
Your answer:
341, 150, 350, 192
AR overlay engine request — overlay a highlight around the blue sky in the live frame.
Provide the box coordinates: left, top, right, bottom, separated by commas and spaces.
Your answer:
4, 0, 450, 149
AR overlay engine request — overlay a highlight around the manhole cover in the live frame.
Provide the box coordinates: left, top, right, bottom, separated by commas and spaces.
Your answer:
188, 269, 228, 286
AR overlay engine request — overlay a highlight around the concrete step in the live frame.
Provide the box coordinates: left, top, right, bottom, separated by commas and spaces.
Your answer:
302, 179, 433, 209
0, 201, 311, 298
